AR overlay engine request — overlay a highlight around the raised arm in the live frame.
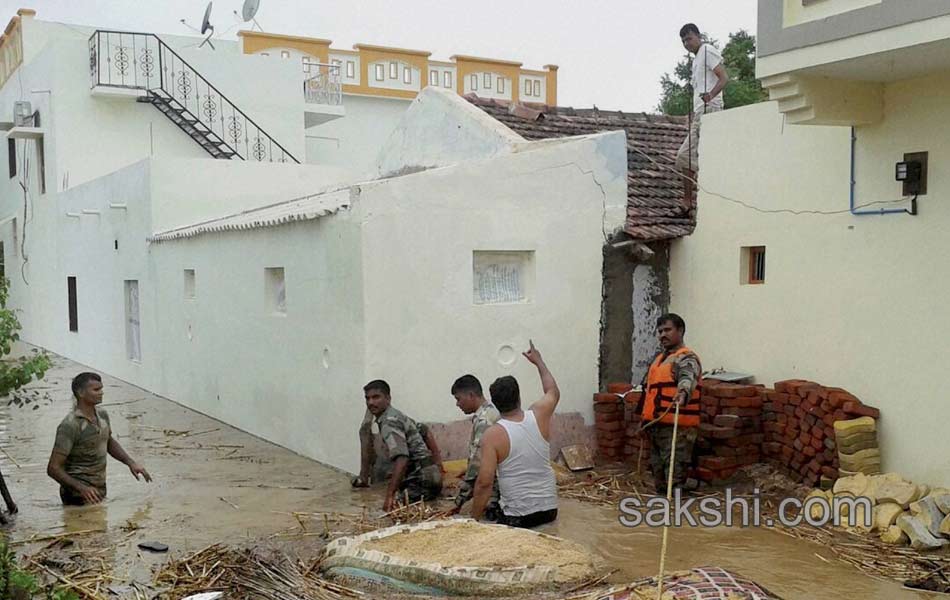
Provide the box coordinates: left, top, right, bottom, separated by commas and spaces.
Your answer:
525, 341, 560, 433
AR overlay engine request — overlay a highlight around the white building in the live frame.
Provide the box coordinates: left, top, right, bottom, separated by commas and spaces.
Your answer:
671, 0, 950, 486
0, 10, 627, 473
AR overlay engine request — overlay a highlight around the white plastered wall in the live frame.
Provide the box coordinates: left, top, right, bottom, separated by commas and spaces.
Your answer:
670, 84, 950, 486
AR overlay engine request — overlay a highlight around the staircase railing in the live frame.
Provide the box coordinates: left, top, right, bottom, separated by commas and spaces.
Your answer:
89, 30, 299, 164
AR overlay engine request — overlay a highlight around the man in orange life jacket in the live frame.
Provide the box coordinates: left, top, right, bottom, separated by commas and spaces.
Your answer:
640, 313, 702, 496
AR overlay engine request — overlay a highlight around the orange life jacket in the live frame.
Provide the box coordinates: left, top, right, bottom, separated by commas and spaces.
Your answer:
642, 347, 702, 428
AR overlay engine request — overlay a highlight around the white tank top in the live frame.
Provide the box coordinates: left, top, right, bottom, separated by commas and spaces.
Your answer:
496, 410, 558, 516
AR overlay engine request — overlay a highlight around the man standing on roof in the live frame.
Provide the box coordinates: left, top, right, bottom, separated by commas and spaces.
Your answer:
675, 23, 729, 175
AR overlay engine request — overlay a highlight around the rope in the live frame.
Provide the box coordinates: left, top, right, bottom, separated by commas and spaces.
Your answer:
655, 400, 681, 600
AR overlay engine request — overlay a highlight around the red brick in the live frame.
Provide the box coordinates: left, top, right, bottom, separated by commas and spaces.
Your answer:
593, 392, 622, 404
842, 402, 880, 419
711, 384, 759, 398
819, 400, 832, 413
596, 421, 624, 432
787, 395, 802, 406
774, 379, 808, 394
623, 391, 643, 406
821, 413, 835, 426
802, 445, 817, 457
776, 413, 788, 424
821, 466, 839, 478
721, 407, 761, 418
598, 438, 625, 448
828, 391, 859, 409
797, 383, 823, 399
823, 438, 836, 451
833, 410, 847, 422
606, 383, 634, 394
594, 402, 621, 414
713, 445, 739, 457
699, 455, 737, 470
713, 414, 742, 429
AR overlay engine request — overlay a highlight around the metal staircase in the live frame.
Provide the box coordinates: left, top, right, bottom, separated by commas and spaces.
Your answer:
89, 30, 299, 163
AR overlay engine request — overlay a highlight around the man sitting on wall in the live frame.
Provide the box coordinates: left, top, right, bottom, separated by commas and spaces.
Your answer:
446, 374, 501, 519
47, 372, 152, 505
471, 341, 560, 528
359, 379, 443, 511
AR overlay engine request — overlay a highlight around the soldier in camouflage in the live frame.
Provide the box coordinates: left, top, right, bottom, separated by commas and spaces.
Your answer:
445, 374, 501, 519
640, 314, 702, 495
362, 379, 442, 511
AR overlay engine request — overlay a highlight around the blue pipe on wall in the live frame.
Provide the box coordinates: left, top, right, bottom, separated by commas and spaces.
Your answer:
849, 127, 910, 216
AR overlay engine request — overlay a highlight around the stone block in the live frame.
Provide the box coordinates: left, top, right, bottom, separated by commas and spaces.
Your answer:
931, 492, 950, 515
881, 524, 909, 545
909, 496, 946, 536
833, 473, 869, 497
876, 481, 920, 508
873, 503, 904, 533
833, 416, 876, 435
898, 514, 949, 550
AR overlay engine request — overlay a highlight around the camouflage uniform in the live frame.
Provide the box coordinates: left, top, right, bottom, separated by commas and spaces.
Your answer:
376, 406, 442, 502
644, 348, 701, 494
454, 401, 501, 516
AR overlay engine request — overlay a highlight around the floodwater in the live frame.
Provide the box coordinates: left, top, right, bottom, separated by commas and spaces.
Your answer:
0, 345, 934, 599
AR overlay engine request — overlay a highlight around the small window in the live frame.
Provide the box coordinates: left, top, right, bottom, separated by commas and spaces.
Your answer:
534, 80, 541, 97
265, 267, 286, 314
346, 60, 355, 78
8, 139, 15, 179
484, 73, 492, 89
375, 63, 385, 81
67, 276, 78, 332
184, 269, 196, 299
389, 61, 398, 79
444, 71, 452, 88
302, 56, 311, 73
280, 50, 291, 59
497, 77, 505, 94
429, 70, 438, 86
524, 79, 532, 96
36, 138, 45, 194
740, 246, 766, 285
125, 280, 141, 361
403, 66, 411, 84
470, 74, 478, 90
473, 251, 535, 305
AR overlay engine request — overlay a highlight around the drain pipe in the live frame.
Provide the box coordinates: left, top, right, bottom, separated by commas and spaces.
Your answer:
849, 127, 910, 216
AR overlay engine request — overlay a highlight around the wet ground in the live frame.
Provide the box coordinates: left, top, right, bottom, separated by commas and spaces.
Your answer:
0, 344, 936, 599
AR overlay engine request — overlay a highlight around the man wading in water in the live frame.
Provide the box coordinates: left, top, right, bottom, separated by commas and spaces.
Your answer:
47, 372, 152, 505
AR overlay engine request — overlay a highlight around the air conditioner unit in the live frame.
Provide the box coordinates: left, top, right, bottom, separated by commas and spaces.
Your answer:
13, 101, 32, 127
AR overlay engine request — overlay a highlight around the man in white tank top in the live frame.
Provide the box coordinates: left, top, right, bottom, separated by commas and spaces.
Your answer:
471, 341, 559, 528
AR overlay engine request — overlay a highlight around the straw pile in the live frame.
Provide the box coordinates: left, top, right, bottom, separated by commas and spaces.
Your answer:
153, 544, 363, 600
362, 521, 596, 583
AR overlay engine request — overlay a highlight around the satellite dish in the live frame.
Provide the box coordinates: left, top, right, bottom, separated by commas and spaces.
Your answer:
242, 0, 260, 22
200, 2, 214, 34
198, 2, 216, 49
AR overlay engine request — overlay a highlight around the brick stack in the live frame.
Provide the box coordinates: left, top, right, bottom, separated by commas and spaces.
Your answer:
623, 391, 650, 467
760, 380, 880, 488
695, 383, 764, 483
593, 383, 630, 462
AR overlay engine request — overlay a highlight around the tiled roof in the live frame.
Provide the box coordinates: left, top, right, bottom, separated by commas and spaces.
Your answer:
466, 95, 693, 242
148, 189, 352, 243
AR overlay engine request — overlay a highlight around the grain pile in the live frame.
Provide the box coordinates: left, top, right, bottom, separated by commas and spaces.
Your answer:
361, 521, 595, 583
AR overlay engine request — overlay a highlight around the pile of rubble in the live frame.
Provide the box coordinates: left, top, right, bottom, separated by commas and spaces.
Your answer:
806, 472, 949, 551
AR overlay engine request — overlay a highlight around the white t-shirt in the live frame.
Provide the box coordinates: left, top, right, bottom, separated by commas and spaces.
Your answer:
691, 43, 723, 112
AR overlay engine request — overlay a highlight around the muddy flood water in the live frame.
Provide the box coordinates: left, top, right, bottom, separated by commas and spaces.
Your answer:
0, 346, 936, 599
